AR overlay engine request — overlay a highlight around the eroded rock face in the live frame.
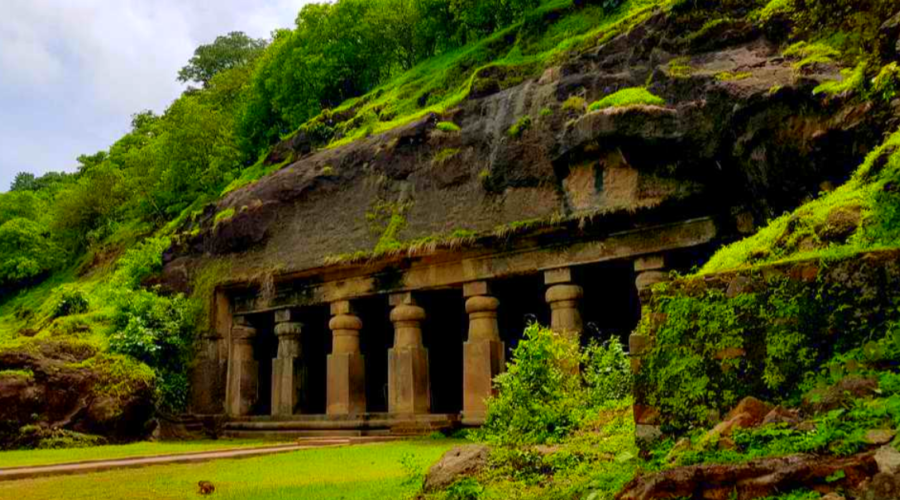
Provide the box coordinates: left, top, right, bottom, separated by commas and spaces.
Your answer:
0, 341, 155, 449
163, 4, 894, 292
423, 444, 490, 492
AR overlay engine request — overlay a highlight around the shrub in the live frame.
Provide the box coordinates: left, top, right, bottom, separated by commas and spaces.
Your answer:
583, 336, 633, 405
588, 88, 665, 111
480, 324, 583, 445
561, 96, 586, 114
52, 287, 89, 318
507, 116, 532, 138
445, 478, 484, 500
436, 121, 461, 133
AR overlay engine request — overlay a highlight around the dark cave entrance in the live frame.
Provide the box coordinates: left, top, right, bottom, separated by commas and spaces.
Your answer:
248, 313, 276, 416
493, 273, 551, 359
576, 261, 642, 348
355, 295, 393, 413
419, 289, 467, 415
300, 305, 331, 414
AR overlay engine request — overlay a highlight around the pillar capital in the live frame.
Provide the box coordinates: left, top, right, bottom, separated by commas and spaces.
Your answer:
634, 254, 666, 273
274, 321, 302, 338
231, 324, 258, 342
544, 267, 574, 286
546, 283, 583, 337
274, 308, 301, 324
465, 295, 499, 315
330, 300, 355, 316
389, 292, 417, 307
463, 281, 492, 298
389, 303, 426, 324
329, 314, 363, 332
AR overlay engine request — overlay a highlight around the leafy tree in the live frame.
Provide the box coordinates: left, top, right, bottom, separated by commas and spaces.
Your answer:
9, 173, 36, 192
0, 218, 64, 289
177, 31, 267, 87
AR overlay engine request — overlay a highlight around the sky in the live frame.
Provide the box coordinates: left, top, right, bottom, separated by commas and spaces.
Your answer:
0, 0, 315, 192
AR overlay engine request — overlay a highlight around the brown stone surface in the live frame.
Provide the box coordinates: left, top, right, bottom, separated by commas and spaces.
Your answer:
423, 445, 490, 492
707, 397, 773, 439
802, 376, 879, 415
616, 451, 878, 500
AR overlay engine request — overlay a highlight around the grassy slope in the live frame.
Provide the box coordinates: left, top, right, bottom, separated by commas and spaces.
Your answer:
701, 129, 900, 274
0, 440, 458, 500
0, 440, 268, 469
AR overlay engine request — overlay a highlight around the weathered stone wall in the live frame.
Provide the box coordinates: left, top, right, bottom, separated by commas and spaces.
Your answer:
632, 249, 900, 442
162, 8, 892, 297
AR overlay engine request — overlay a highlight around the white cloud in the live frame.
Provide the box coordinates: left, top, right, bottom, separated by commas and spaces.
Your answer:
0, 0, 314, 190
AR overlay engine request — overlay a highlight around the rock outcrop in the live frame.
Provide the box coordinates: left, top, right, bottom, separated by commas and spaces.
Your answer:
423, 445, 491, 492
162, 5, 895, 296
0, 340, 155, 449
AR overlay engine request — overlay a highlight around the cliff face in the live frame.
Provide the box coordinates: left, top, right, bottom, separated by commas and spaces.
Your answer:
163, 6, 895, 292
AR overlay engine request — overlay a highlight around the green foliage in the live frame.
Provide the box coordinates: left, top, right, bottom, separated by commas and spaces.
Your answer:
433, 148, 461, 164
51, 287, 89, 318
703, 129, 900, 273
507, 115, 532, 138
213, 208, 236, 227
436, 121, 462, 132
813, 61, 867, 96
479, 324, 633, 446
667, 57, 693, 77
177, 31, 266, 87
561, 95, 586, 113
588, 87, 665, 111
444, 478, 484, 500
783, 41, 840, 70
0, 217, 65, 291
0, 369, 34, 381
582, 337, 633, 405
715, 71, 752, 81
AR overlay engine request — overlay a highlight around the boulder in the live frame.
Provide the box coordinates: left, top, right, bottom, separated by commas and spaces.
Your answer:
616, 451, 878, 500
802, 376, 879, 415
423, 445, 490, 492
818, 205, 862, 242
875, 445, 900, 475
708, 397, 773, 439
866, 429, 897, 446
761, 406, 800, 427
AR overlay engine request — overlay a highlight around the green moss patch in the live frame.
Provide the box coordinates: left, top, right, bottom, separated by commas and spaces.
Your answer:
588, 87, 665, 111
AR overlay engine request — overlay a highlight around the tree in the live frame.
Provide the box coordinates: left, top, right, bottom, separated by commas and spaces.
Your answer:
177, 31, 267, 87
9, 173, 36, 192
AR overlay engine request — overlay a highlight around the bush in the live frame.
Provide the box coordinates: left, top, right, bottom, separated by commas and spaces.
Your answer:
507, 116, 532, 138
52, 287, 89, 318
479, 324, 633, 446
583, 336, 633, 405
436, 121, 461, 132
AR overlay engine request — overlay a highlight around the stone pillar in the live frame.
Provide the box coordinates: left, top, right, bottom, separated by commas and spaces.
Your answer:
226, 317, 258, 417
462, 281, 504, 425
634, 254, 668, 303
388, 293, 430, 415
271, 309, 305, 417
631, 254, 667, 450
327, 301, 366, 415
191, 290, 230, 415
544, 268, 584, 338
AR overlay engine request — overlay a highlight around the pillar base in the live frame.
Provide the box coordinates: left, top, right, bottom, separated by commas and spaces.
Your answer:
463, 339, 504, 417
227, 360, 259, 417
388, 346, 430, 414
272, 357, 307, 416
327, 353, 366, 415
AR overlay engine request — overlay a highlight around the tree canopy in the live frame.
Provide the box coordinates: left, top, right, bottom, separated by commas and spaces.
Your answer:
177, 31, 267, 87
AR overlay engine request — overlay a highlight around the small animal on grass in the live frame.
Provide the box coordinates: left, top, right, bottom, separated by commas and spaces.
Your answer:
198, 481, 215, 495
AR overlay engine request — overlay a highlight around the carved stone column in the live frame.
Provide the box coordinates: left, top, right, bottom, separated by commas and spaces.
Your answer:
634, 254, 668, 303
545, 268, 584, 338
191, 290, 230, 415
462, 281, 504, 425
271, 309, 305, 417
632, 254, 667, 449
388, 293, 430, 415
327, 301, 366, 415
227, 317, 258, 417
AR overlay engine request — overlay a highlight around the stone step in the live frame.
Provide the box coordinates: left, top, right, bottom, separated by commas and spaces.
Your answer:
222, 429, 391, 440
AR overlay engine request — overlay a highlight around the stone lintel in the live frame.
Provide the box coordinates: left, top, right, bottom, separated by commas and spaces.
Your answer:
330, 300, 354, 316
231, 217, 718, 315
463, 281, 491, 298
634, 254, 666, 272
274, 308, 300, 324
544, 267, 573, 285
389, 292, 417, 307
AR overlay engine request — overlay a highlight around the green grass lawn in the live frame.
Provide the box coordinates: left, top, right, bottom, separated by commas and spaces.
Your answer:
0, 439, 459, 500
0, 440, 270, 469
